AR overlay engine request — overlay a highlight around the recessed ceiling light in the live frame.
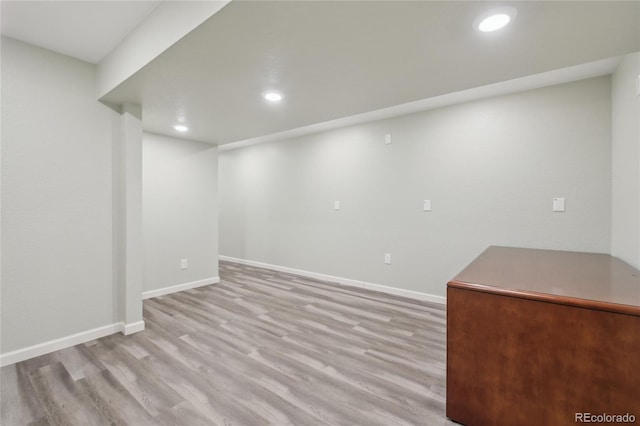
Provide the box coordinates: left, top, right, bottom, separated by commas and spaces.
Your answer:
173, 124, 189, 132
474, 7, 517, 33
264, 91, 283, 102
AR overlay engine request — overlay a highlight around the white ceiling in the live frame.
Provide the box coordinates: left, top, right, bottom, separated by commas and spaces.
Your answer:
2, 1, 639, 146
100, 1, 639, 145
1, 0, 160, 63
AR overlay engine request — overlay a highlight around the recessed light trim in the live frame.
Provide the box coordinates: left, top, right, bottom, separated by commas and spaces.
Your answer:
264, 91, 283, 102
474, 7, 517, 33
173, 124, 189, 132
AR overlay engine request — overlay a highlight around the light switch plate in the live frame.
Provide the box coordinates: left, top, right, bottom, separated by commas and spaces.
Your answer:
553, 197, 565, 212
384, 133, 392, 145
423, 200, 431, 211
334, 200, 340, 210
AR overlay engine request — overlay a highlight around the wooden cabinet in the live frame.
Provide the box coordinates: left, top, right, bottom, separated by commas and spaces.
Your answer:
446, 246, 640, 426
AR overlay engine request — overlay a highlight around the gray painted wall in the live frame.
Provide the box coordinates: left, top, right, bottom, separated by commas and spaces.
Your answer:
1, 37, 120, 352
142, 132, 219, 292
219, 77, 612, 298
611, 52, 640, 269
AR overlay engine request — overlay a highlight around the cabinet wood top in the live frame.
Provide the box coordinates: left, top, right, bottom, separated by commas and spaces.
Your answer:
448, 246, 640, 316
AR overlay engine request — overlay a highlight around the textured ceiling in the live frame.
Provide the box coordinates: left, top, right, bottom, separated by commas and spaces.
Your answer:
1, 0, 160, 63
102, 1, 639, 145
5, 1, 639, 145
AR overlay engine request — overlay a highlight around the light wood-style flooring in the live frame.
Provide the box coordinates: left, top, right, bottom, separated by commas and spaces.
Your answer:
1, 261, 453, 425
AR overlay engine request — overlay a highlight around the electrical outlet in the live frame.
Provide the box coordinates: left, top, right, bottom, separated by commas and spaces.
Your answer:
181, 258, 188, 269
384, 253, 392, 264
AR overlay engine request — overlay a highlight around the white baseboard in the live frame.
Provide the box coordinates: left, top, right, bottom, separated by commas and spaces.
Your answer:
1, 276, 221, 366
142, 276, 220, 300
219, 256, 446, 305
1, 320, 147, 367
0, 322, 114, 366
122, 320, 145, 335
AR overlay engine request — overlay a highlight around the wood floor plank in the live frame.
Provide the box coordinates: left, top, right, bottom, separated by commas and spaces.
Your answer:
0, 364, 46, 425
78, 370, 157, 425
1, 260, 454, 425
28, 362, 105, 426
84, 339, 184, 417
